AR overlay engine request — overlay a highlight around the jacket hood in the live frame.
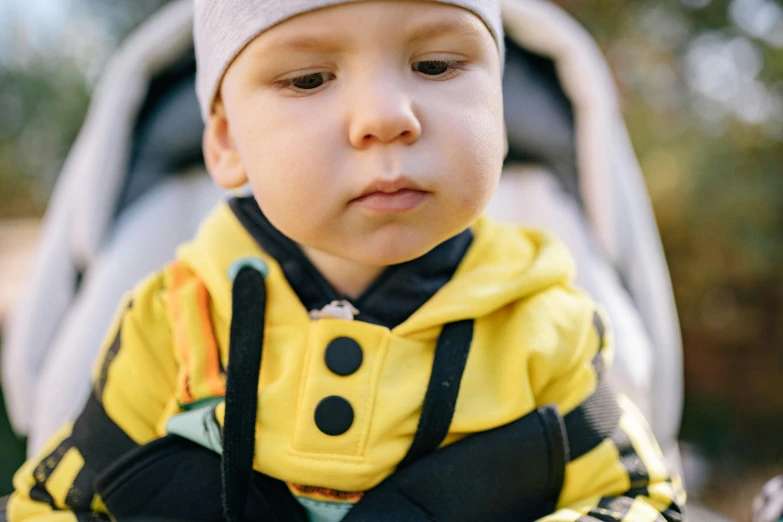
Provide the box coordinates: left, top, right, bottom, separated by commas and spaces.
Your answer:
176, 201, 576, 339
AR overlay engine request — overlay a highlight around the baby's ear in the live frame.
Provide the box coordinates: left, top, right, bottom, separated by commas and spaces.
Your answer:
203, 99, 248, 188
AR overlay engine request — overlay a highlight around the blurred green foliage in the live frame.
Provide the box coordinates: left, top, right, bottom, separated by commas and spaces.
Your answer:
0, 336, 26, 497
555, 0, 783, 466
0, 0, 169, 217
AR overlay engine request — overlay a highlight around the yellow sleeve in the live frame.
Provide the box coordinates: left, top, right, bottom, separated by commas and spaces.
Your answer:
7, 271, 178, 521
536, 305, 686, 522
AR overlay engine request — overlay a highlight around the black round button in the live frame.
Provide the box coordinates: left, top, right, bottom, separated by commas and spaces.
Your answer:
314, 396, 354, 436
324, 337, 363, 376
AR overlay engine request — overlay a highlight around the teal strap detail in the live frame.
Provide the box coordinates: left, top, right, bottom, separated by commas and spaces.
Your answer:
166, 400, 224, 455
228, 257, 269, 281
295, 497, 354, 522
178, 395, 225, 412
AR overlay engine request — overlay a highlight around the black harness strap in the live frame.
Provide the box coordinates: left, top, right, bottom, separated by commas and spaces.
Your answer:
561, 310, 621, 461
399, 319, 474, 468
398, 317, 620, 469
221, 267, 267, 522
563, 374, 622, 461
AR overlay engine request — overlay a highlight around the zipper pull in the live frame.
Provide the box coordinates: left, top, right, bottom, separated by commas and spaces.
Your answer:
309, 300, 360, 321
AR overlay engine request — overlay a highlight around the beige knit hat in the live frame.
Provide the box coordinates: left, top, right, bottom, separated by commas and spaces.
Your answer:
193, 0, 504, 121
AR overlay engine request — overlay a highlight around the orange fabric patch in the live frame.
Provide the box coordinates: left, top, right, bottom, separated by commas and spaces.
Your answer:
167, 261, 226, 407
195, 281, 225, 397
168, 262, 195, 404
287, 483, 364, 503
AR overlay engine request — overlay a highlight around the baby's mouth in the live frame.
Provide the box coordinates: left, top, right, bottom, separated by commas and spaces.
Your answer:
350, 175, 430, 213
352, 188, 429, 213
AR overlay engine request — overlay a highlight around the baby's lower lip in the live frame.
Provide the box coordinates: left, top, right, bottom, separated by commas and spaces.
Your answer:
352, 189, 429, 213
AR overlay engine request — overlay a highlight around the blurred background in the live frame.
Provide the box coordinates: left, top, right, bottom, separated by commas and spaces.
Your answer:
0, 0, 781, 520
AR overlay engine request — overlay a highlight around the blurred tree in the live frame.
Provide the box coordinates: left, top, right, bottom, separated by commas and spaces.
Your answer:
0, 0, 173, 218
556, 0, 783, 470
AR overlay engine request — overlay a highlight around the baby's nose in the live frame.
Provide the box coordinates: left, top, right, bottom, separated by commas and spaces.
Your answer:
348, 86, 422, 148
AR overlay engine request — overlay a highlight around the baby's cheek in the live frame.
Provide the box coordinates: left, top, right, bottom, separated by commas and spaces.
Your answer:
459, 184, 493, 215
451, 163, 500, 221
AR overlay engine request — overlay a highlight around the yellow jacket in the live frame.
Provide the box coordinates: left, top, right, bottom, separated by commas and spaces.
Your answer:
8, 199, 685, 521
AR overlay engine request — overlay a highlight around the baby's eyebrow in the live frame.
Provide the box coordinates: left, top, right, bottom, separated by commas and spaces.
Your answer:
264, 34, 345, 54
405, 19, 483, 45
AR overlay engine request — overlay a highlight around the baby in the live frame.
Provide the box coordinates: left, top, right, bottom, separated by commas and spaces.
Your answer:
7, 1, 686, 521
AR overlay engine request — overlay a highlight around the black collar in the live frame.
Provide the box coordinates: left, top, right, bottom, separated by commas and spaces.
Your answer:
228, 196, 473, 329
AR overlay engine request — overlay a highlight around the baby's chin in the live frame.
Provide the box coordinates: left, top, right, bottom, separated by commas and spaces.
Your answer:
349, 235, 451, 267
321, 232, 445, 267
349, 247, 432, 267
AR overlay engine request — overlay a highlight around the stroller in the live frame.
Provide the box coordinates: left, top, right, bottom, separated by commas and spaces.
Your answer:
2, 0, 693, 513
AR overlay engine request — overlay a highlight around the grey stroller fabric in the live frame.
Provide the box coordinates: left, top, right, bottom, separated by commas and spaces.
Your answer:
118, 49, 204, 217
753, 476, 783, 522
502, 35, 578, 201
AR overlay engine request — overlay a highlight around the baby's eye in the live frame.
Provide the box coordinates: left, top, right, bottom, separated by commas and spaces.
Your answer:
277, 72, 335, 92
292, 72, 328, 89
413, 60, 467, 77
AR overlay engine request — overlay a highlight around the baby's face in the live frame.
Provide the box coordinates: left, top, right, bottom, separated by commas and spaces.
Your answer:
210, 0, 505, 266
